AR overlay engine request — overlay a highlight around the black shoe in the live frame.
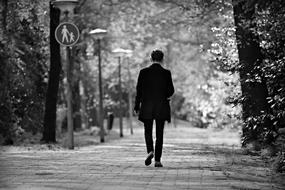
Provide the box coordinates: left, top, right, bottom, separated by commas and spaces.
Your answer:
154, 161, 163, 167
145, 152, 154, 166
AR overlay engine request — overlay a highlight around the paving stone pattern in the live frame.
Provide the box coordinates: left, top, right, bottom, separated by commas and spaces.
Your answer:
0, 125, 284, 190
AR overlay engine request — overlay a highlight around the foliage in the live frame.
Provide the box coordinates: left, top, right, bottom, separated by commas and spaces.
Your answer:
0, 0, 49, 143
2, 0, 283, 152
0, 0, 283, 173
254, 0, 285, 151
74, 0, 241, 131
238, 1, 285, 148
209, 0, 285, 170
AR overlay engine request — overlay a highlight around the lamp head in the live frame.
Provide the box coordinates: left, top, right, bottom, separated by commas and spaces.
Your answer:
113, 48, 133, 57
53, 0, 79, 14
89, 28, 108, 39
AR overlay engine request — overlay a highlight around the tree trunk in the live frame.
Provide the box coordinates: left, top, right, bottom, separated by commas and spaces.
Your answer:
232, 0, 271, 145
42, 2, 61, 143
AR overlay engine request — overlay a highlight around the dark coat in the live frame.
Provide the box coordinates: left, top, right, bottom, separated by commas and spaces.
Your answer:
134, 63, 175, 122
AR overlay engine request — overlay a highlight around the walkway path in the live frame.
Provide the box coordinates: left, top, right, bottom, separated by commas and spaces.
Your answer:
0, 122, 284, 190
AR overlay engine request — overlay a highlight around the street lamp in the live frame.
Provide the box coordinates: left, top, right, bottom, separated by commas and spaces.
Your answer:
112, 48, 133, 137
53, 0, 78, 13
89, 28, 107, 143
125, 50, 134, 135
53, 0, 79, 150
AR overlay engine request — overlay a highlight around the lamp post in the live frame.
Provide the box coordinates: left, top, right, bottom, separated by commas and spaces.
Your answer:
53, 0, 79, 150
89, 28, 107, 143
112, 48, 133, 137
126, 51, 133, 135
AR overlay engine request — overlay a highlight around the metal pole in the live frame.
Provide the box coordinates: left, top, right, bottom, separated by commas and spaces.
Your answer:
66, 46, 74, 149
118, 56, 123, 137
127, 58, 133, 135
98, 39, 104, 143
80, 62, 88, 129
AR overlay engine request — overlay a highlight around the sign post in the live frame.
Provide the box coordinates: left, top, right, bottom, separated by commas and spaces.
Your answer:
55, 22, 79, 149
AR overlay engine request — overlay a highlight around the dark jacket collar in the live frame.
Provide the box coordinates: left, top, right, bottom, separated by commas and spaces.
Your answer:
150, 63, 162, 67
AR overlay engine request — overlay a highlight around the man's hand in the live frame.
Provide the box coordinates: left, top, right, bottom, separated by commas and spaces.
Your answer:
134, 109, 139, 116
134, 105, 140, 115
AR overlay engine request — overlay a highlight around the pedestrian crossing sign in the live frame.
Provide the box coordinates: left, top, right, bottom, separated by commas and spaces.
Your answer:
55, 22, 79, 46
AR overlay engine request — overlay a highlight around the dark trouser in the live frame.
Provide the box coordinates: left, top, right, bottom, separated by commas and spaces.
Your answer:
143, 119, 165, 162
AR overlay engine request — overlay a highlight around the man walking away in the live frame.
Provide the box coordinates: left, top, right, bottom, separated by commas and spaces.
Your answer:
134, 49, 175, 167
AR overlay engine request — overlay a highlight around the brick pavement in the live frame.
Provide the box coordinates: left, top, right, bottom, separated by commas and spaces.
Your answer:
0, 123, 284, 190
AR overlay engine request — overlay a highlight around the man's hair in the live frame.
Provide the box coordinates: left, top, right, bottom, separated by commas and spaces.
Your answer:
151, 50, 164, 62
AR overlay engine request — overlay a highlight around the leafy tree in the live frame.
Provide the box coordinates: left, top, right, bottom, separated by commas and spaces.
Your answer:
0, 0, 49, 144
77, 0, 241, 130
232, 0, 272, 147
253, 0, 285, 153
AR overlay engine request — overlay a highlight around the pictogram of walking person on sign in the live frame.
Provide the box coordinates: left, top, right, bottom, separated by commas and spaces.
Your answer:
55, 22, 79, 46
